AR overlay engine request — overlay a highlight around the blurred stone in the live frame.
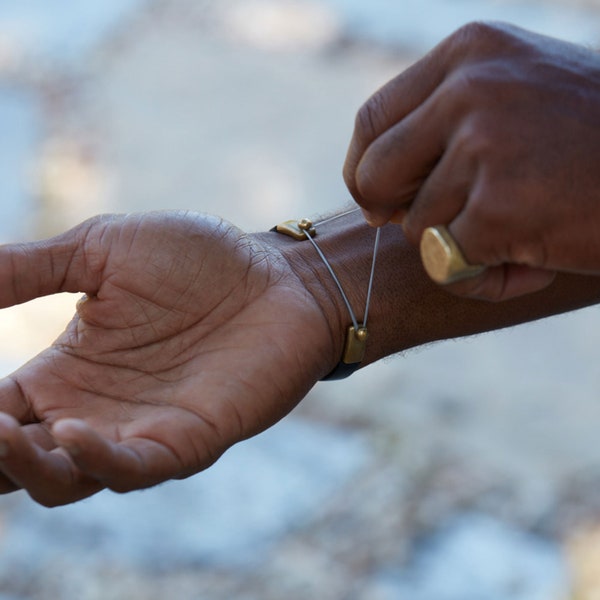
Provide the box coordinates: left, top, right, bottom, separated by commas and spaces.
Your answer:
360, 514, 569, 600
0, 36, 25, 77
79, 4, 403, 230
33, 137, 113, 237
0, 88, 38, 243
215, 0, 340, 52
0, 419, 370, 574
0, 294, 78, 372
0, 2, 148, 68
318, 0, 600, 51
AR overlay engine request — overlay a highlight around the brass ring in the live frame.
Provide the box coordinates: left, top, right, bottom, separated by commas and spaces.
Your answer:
420, 225, 486, 285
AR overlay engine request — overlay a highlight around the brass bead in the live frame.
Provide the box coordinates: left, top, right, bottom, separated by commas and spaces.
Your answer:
355, 327, 368, 342
341, 325, 368, 364
298, 218, 313, 231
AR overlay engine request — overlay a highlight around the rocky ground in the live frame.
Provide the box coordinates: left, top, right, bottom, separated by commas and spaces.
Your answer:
2, 1, 600, 598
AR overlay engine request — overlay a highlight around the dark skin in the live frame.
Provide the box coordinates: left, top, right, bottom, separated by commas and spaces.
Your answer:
344, 22, 600, 301
1, 209, 600, 507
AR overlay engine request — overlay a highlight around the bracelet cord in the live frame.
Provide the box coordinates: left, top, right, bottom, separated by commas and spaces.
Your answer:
302, 218, 381, 380
303, 226, 381, 332
272, 209, 381, 380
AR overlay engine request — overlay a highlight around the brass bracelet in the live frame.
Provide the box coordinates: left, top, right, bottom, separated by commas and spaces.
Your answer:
271, 216, 380, 380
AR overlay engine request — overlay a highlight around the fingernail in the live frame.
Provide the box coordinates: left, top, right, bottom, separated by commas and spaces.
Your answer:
76, 294, 89, 311
361, 209, 392, 227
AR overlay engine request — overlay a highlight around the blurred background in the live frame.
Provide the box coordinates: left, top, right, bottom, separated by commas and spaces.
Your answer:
1, 1, 600, 598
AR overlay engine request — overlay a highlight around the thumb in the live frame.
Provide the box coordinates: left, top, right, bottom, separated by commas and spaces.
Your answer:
0, 216, 111, 308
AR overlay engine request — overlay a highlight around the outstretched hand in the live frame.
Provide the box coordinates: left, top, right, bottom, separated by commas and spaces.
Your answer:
0, 212, 333, 506
344, 22, 600, 301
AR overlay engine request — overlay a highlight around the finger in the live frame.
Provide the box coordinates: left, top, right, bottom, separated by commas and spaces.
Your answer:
344, 22, 496, 211
0, 423, 58, 494
344, 39, 454, 206
0, 384, 55, 494
442, 263, 557, 302
0, 216, 113, 308
53, 419, 185, 493
23, 423, 57, 450
0, 477, 18, 494
436, 216, 557, 301
0, 376, 34, 423
401, 128, 476, 246
353, 97, 447, 226
0, 413, 101, 506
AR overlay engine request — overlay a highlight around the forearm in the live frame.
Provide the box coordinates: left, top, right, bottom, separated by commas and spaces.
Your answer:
260, 208, 600, 373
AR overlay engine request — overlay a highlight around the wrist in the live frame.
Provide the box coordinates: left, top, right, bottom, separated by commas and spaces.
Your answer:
255, 209, 407, 376
253, 224, 347, 379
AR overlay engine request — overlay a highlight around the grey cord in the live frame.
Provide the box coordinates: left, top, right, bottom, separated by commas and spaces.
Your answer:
304, 225, 381, 331
363, 226, 381, 328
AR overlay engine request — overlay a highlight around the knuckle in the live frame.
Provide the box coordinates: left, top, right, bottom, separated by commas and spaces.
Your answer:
458, 20, 498, 41
464, 186, 501, 234
438, 70, 504, 148
453, 270, 505, 302
506, 238, 548, 268
450, 21, 511, 55
456, 69, 492, 102
453, 115, 496, 163
441, 61, 506, 119
474, 280, 504, 302
441, 21, 525, 98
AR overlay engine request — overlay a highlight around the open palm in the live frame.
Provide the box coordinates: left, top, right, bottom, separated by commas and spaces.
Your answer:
0, 212, 333, 506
